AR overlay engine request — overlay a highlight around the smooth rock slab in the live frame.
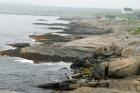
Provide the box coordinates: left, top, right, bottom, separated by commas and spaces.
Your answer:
100, 57, 140, 78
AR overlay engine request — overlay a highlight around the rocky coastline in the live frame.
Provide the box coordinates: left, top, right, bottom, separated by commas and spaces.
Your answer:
1, 17, 140, 93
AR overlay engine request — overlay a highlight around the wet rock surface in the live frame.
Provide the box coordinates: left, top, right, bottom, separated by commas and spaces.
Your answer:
29, 33, 84, 43
48, 27, 64, 30
33, 23, 68, 26
37, 80, 78, 90
8, 43, 30, 48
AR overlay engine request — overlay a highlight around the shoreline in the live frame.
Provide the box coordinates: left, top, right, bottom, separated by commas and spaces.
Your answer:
1, 16, 140, 93
0, 17, 113, 63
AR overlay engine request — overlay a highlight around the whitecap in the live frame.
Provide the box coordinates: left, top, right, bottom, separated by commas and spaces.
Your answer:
16, 59, 34, 64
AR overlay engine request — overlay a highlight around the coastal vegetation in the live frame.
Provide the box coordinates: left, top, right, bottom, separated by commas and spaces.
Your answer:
129, 27, 140, 34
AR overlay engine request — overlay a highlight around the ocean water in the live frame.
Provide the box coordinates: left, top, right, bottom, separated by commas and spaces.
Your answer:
0, 56, 71, 93
0, 13, 71, 93
0, 13, 69, 50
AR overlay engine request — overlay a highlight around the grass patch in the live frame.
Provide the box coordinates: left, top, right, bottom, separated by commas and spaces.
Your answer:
129, 27, 140, 34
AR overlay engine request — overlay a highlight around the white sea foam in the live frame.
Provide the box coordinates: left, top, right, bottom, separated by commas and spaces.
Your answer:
47, 62, 71, 67
52, 32, 70, 36
36, 61, 72, 69
16, 59, 34, 64
16, 58, 71, 69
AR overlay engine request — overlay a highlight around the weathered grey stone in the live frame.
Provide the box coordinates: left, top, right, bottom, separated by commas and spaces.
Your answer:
121, 47, 135, 58
95, 46, 115, 57
100, 57, 140, 78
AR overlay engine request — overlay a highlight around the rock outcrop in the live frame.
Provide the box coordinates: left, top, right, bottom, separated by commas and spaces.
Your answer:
100, 57, 140, 78
20, 45, 94, 62
37, 80, 79, 90
8, 43, 30, 48
61, 20, 113, 35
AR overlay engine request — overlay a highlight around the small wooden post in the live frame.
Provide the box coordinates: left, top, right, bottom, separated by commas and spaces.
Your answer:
104, 56, 110, 87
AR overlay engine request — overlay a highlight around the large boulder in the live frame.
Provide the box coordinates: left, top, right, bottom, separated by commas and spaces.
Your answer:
95, 47, 105, 57
121, 47, 135, 58
95, 46, 113, 57
100, 57, 140, 78
94, 45, 122, 58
